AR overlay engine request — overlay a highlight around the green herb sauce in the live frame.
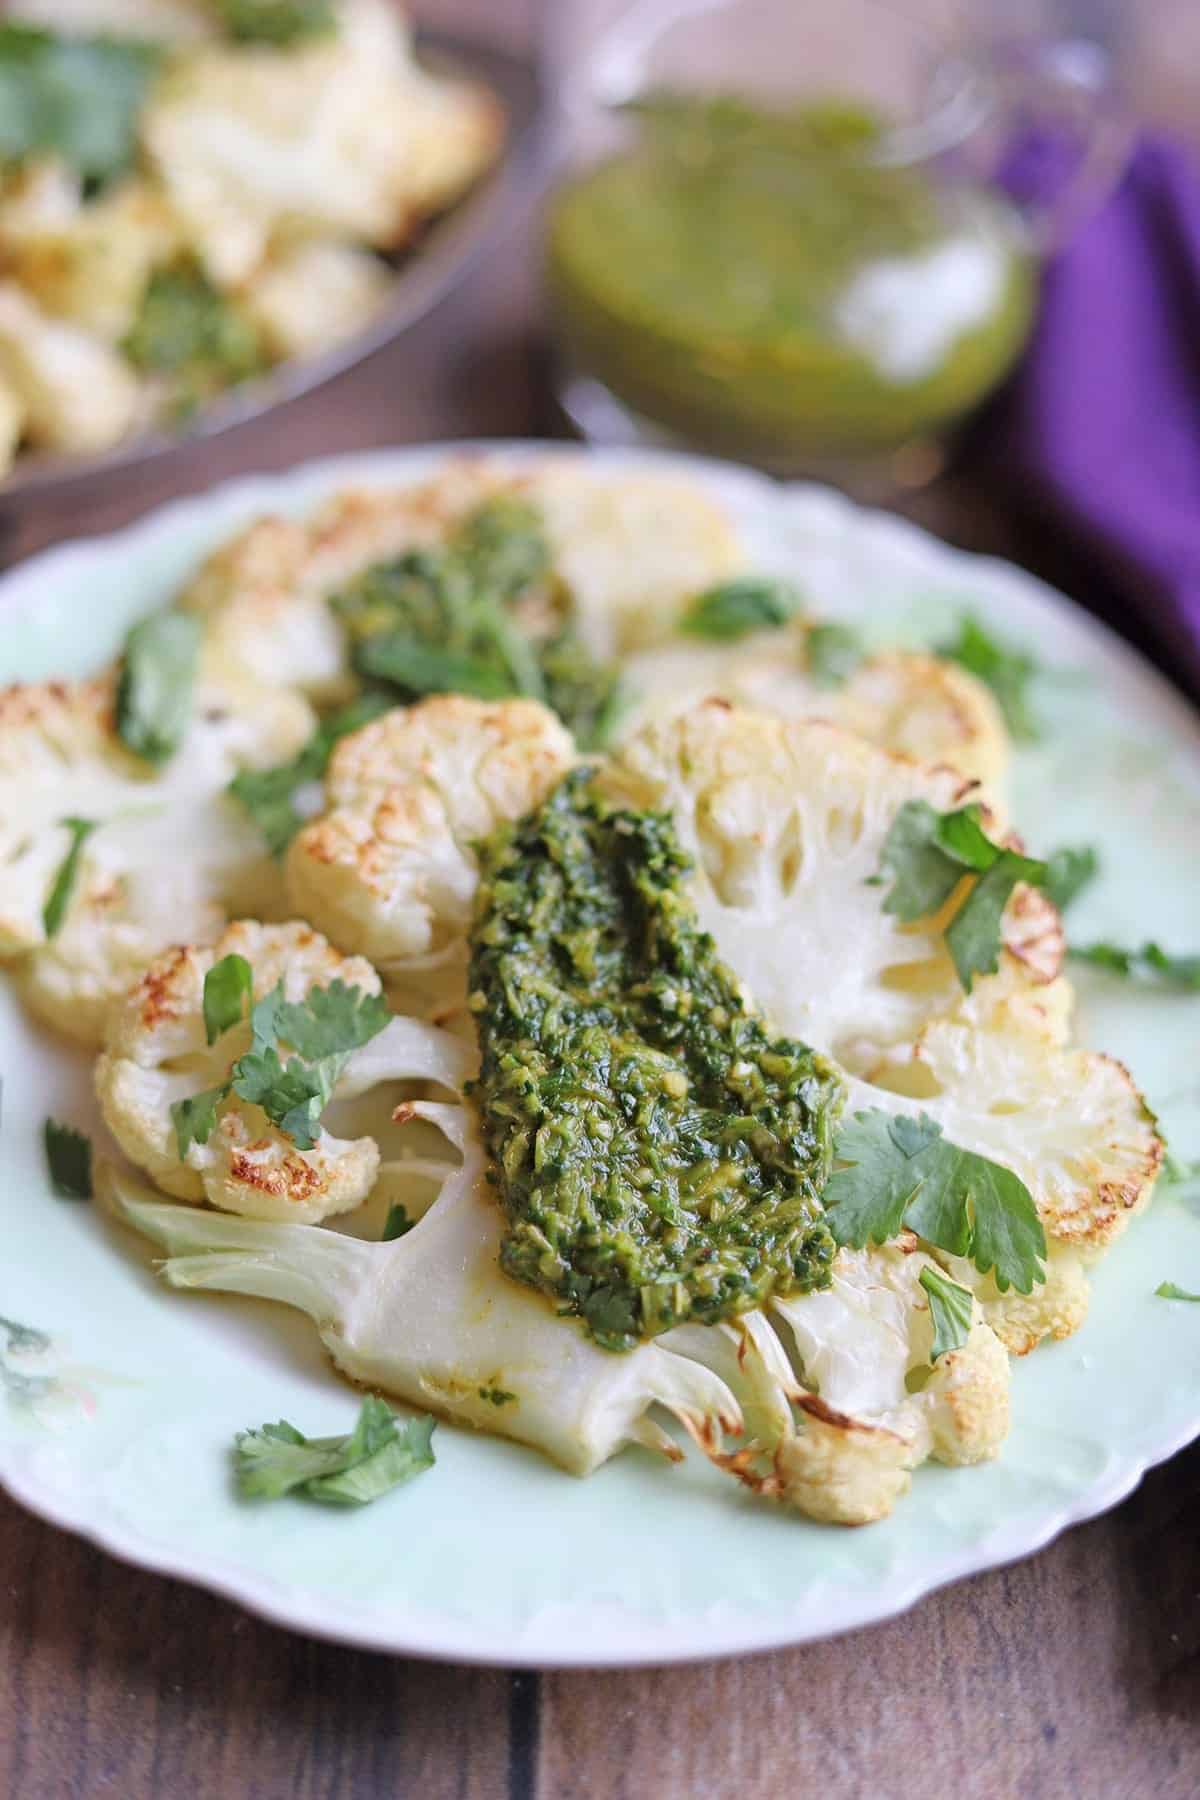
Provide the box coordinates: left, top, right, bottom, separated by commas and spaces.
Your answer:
547, 95, 1035, 460
468, 770, 844, 1351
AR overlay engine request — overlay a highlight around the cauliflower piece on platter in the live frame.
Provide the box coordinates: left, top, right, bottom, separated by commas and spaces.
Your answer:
103, 1120, 745, 1479
0, 666, 313, 1043
286, 695, 575, 1014
96, 917, 476, 1223
0, 281, 140, 453
620, 635, 1009, 797
179, 461, 514, 702
669, 1234, 1009, 1524
603, 702, 1054, 1074
180, 459, 744, 706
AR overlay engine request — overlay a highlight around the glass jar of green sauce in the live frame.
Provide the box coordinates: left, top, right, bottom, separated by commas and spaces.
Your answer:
546, 0, 1127, 484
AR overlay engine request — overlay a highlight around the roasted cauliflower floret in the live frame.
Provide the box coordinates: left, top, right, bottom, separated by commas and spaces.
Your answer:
3, 178, 178, 343
96, 918, 477, 1224
528, 464, 743, 659
0, 667, 313, 1043
286, 695, 575, 1013
179, 462, 513, 702
141, 0, 502, 288
668, 1236, 1009, 1525
0, 376, 24, 479
0, 281, 140, 453
621, 635, 1009, 797
180, 460, 743, 705
240, 239, 389, 360
603, 702, 1051, 1073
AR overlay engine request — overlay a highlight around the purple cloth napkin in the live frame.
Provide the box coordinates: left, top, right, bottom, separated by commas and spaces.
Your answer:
974, 134, 1200, 695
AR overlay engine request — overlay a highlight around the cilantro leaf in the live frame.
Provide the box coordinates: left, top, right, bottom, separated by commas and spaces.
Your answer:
234, 1397, 435, 1506
874, 799, 1046, 992
203, 953, 254, 1045
115, 610, 202, 767
273, 980, 391, 1062
1069, 941, 1200, 991
229, 691, 394, 857
42, 816, 96, 938
352, 634, 515, 700
123, 267, 264, 413
218, 0, 337, 45
382, 1202, 414, 1241
824, 1108, 1046, 1293
918, 1264, 973, 1361
1156, 1281, 1200, 1302
944, 847, 1047, 991
43, 1118, 92, 1199
170, 1083, 229, 1158
1042, 844, 1099, 913
0, 25, 160, 187
806, 621, 865, 688
679, 577, 804, 641
306, 1418, 436, 1505
938, 615, 1040, 740
875, 799, 982, 921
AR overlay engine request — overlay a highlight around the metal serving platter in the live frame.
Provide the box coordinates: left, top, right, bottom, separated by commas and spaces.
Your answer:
0, 32, 546, 504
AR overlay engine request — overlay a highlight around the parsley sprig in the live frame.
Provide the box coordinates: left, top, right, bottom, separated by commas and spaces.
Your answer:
824, 1110, 1046, 1294
873, 799, 1047, 991
234, 1396, 435, 1506
171, 954, 391, 1157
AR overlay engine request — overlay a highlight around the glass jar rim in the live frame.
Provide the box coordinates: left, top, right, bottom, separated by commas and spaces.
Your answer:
581, 0, 996, 170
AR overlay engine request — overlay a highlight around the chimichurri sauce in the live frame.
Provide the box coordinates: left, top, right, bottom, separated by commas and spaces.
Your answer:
547, 94, 1035, 460
468, 769, 844, 1351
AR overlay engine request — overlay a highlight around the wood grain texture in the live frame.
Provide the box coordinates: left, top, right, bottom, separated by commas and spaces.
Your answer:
2, 4, 1200, 1799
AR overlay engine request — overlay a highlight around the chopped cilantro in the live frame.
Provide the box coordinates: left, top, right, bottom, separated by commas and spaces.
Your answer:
171, 977, 391, 1157
202, 953, 254, 1046
1155, 1282, 1200, 1302
1069, 941, 1200, 991
382, 1203, 414, 1241
478, 1386, 517, 1407
0, 25, 160, 187
234, 1396, 435, 1505
42, 816, 96, 938
679, 577, 804, 641
806, 621, 866, 687
219, 0, 336, 44
874, 799, 1046, 991
229, 691, 393, 856
1042, 844, 1099, 913
938, 615, 1040, 740
43, 1118, 92, 1199
123, 266, 265, 413
823, 1109, 1046, 1294
115, 609, 202, 767
919, 1264, 974, 1361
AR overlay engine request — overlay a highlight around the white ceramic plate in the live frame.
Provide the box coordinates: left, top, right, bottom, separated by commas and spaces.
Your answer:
2, 443, 1199, 1668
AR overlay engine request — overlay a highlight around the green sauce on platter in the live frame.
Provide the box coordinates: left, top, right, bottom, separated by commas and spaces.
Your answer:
547, 96, 1036, 460
468, 769, 844, 1352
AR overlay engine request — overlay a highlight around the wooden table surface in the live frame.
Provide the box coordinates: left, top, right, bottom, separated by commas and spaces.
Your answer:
3, 5, 1200, 1797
